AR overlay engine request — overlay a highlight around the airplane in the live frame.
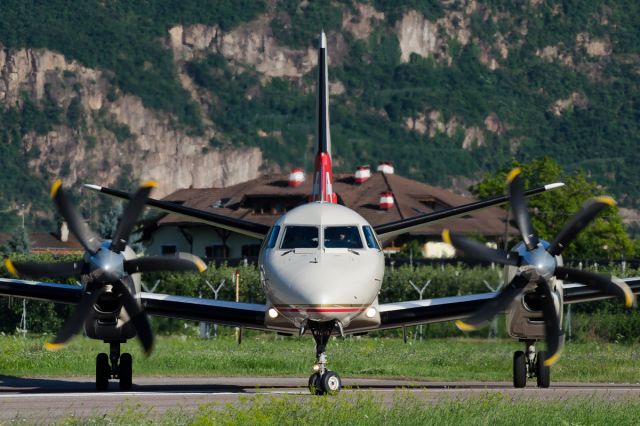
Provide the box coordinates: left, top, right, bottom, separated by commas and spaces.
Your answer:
0, 32, 637, 394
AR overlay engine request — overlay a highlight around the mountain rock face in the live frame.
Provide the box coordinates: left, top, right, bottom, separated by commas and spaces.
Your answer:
0, 0, 637, 229
0, 46, 262, 198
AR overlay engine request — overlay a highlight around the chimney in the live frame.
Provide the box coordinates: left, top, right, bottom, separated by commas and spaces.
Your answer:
379, 192, 395, 210
288, 167, 305, 187
377, 161, 394, 174
355, 165, 371, 183
60, 221, 69, 242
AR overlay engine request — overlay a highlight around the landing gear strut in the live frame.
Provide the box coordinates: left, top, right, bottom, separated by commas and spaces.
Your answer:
95, 341, 133, 391
308, 321, 342, 395
513, 340, 550, 388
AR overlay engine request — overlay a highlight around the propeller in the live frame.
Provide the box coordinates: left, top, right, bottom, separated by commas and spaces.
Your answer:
5, 180, 207, 355
443, 168, 635, 366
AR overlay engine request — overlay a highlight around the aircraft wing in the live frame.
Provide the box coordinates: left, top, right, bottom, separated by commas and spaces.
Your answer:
0, 278, 269, 330
563, 277, 640, 304
84, 184, 270, 240
139, 292, 268, 330
376, 277, 640, 331
377, 292, 495, 330
0, 278, 82, 304
373, 183, 564, 241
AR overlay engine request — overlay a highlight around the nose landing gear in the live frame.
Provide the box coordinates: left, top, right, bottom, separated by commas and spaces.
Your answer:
308, 321, 342, 395
95, 341, 133, 391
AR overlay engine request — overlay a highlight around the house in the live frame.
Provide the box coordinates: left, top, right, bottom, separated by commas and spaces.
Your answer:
0, 222, 84, 255
141, 164, 513, 260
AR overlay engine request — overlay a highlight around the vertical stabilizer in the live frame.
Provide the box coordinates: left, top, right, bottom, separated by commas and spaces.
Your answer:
311, 31, 337, 203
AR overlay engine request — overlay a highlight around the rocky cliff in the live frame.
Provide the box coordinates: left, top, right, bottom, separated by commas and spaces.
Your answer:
0, 46, 262, 199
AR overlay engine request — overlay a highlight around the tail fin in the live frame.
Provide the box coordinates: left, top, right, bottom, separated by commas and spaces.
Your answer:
311, 31, 337, 203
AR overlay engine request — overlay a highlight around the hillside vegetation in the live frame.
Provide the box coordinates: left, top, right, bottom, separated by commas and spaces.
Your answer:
0, 0, 639, 229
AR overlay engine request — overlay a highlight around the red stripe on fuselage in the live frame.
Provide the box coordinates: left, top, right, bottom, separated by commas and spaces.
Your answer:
278, 307, 363, 313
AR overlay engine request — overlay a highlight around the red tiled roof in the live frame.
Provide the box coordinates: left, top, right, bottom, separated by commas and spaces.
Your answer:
153, 171, 514, 238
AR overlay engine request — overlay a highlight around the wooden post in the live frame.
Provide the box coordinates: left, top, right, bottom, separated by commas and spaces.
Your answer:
235, 269, 242, 344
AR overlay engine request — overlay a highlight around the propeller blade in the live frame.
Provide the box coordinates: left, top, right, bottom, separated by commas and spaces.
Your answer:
44, 286, 107, 351
50, 180, 101, 254
110, 181, 158, 253
124, 253, 207, 275
5, 258, 85, 279
555, 266, 635, 308
548, 196, 616, 256
456, 274, 529, 331
442, 230, 520, 266
538, 280, 565, 366
507, 168, 539, 250
114, 281, 154, 355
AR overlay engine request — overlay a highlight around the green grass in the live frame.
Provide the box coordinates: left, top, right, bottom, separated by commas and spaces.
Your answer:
3, 334, 640, 383
59, 393, 640, 425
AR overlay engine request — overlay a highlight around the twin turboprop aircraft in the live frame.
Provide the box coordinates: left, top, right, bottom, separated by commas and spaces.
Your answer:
0, 32, 638, 394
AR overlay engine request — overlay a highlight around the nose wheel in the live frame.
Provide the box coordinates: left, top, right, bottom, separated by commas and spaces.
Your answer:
308, 321, 342, 395
95, 342, 134, 391
513, 341, 550, 388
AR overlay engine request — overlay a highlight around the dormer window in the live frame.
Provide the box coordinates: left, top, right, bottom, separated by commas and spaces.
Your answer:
212, 198, 230, 208
419, 197, 449, 212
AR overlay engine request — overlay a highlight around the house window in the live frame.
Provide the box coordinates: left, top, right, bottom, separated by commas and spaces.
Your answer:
205, 245, 229, 259
241, 244, 261, 257
161, 245, 177, 255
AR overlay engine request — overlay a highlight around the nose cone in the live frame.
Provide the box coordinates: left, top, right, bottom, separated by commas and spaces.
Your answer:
264, 250, 382, 324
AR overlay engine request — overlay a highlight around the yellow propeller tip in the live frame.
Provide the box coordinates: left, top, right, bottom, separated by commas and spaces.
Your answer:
50, 179, 63, 198
4, 259, 17, 276
594, 195, 616, 207
442, 229, 452, 245
506, 167, 522, 184
141, 180, 159, 188
195, 259, 207, 273
624, 289, 634, 309
455, 320, 477, 332
44, 342, 65, 351
543, 350, 562, 367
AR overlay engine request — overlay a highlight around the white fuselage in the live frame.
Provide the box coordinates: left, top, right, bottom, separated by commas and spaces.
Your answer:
259, 202, 385, 330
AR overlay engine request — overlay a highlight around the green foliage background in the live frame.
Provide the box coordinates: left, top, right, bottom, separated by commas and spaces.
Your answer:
0, 1, 639, 231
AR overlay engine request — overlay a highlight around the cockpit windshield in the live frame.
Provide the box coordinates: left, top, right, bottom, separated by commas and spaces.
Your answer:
281, 226, 319, 249
324, 226, 363, 249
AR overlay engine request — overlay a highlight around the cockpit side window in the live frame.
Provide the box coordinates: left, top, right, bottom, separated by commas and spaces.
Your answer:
281, 226, 319, 249
324, 226, 363, 249
265, 225, 281, 249
362, 226, 381, 250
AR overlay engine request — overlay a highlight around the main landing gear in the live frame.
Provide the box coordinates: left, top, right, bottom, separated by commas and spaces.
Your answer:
513, 340, 550, 388
308, 321, 342, 395
96, 341, 133, 391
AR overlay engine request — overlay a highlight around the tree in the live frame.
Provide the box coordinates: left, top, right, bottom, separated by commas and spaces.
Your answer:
2, 225, 31, 255
471, 157, 634, 259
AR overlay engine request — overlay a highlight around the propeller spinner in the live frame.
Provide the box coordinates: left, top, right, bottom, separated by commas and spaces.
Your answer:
443, 168, 635, 366
5, 180, 207, 355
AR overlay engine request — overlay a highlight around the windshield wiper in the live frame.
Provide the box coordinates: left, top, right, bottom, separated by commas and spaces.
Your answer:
281, 249, 294, 256
348, 249, 360, 255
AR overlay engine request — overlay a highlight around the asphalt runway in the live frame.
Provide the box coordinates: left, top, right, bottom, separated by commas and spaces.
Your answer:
2, 376, 640, 422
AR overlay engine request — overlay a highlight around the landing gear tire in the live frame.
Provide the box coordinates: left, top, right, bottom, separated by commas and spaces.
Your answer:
96, 353, 110, 391
119, 353, 133, 391
308, 373, 322, 395
536, 351, 550, 388
320, 371, 342, 395
513, 350, 526, 388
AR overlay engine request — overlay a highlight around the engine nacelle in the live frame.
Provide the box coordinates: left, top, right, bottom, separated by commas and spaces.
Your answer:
503, 258, 564, 341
